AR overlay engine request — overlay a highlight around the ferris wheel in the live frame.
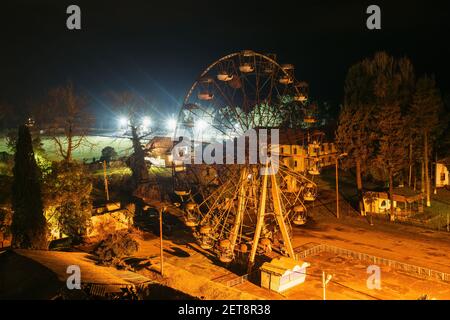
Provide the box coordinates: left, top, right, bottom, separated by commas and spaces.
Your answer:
175, 50, 314, 143
172, 50, 319, 270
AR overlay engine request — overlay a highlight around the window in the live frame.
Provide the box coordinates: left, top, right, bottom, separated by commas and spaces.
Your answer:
441, 172, 446, 182
280, 147, 284, 154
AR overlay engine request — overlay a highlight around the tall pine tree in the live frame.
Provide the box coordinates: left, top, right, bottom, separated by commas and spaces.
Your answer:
374, 103, 408, 220
410, 76, 444, 206
337, 52, 416, 215
11, 125, 47, 249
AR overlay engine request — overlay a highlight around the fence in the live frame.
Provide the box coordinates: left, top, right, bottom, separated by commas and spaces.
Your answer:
296, 244, 450, 283
389, 212, 450, 232
226, 274, 248, 287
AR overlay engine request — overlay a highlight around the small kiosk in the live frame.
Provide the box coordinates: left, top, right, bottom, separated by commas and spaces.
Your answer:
260, 257, 310, 293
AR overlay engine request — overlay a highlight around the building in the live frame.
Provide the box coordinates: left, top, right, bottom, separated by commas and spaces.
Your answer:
145, 136, 174, 167
362, 188, 425, 218
260, 257, 310, 293
436, 158, 450, 188
275, 129, 337, 173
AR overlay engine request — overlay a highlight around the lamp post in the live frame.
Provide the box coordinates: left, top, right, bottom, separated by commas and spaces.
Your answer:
159, 206, 167, 277
335, 153, 348, 219
322, 271, 332, 300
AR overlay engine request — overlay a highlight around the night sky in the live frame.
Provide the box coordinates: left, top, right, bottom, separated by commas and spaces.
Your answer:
1, 0, 449, 122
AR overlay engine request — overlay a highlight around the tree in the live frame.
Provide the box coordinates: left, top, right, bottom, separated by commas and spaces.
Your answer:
6, 127, 45, 155
37, 82, 94, 162
100, 146, 118, 164
43, 161, 92, 242
336, 52, 415, 214
0, 102, 15, 131
336, 59, 378, 214
373, 103, 408, 220
107, 91, 152, 197
435, 93, 450, 159
410, 76, 444, 206
11, 125, 47, 249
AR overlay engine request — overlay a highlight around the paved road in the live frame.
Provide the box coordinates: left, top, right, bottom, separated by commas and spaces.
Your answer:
294, 211, 450, 273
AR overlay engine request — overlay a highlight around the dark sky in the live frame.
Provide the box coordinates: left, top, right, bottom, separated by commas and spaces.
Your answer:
1, 0, 449, 121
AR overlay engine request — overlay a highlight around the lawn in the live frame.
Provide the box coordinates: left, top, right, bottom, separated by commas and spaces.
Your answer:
0, 135, 133, 162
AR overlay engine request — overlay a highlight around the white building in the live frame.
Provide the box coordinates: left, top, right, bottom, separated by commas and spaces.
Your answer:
260, 257, 310, 293
436, 159, 450, 188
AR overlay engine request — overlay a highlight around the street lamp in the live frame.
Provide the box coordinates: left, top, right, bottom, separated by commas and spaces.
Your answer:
118, 116, 128, 129
142, 116, 151, 132
336, 153, 348, 219
167, 118, 177, 131
195, 119, 208, 141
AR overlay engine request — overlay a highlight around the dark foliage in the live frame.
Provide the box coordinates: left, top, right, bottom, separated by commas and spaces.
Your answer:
100, 146, 118, 164
93, 230, 139, 266
11, 125, 47, 249
43, 161, 92, 242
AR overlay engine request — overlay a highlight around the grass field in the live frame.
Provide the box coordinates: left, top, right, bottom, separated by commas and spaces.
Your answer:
0, 135, 133, 162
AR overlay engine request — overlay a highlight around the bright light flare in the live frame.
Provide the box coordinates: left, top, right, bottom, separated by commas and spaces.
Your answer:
167, 118, 177, 131
118, 116, 128, 128
142, 116, 151, 128
195, 119, 208, 131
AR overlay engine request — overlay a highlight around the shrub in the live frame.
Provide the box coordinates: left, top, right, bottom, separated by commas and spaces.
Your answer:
93, 230, 139, 266
43, 161, 92, 243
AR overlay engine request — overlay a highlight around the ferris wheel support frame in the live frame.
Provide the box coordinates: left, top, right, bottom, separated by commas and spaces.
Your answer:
229, 167, 249, 253
271, 168, 296, 259
248, 161, 270, 272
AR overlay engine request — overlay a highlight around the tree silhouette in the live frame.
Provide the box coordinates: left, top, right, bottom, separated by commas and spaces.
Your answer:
11, 125, 47, 249
336, 52, 415, 215
374, 102, 407, 220
410, 76, 444, 206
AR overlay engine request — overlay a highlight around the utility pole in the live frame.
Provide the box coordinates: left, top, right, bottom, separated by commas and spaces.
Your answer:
322, 271, 332, 300
103, 160, 110, 201
159, 206, 166, 277
447, 214, 449, 233
335, 153, 347, 219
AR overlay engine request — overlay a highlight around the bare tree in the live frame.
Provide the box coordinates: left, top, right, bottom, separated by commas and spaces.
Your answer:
37, 82, 94, 162
107, 91, 159, 200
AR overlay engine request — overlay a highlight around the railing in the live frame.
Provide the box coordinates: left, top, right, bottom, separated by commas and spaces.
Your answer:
296, 244, 450, 283
369, 211, 450, 232
226, 274, 248, 287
